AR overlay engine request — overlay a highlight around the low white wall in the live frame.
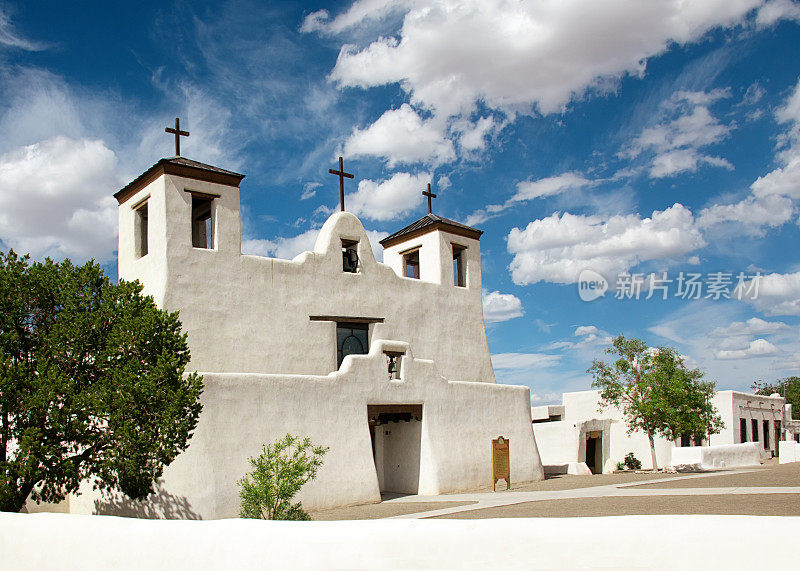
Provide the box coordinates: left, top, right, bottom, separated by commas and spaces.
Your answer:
60, 340, 543, 518
671, 443, 761, 469
531, 421, 578, 465
779, 440, 800, 464
3, 513, 800, 569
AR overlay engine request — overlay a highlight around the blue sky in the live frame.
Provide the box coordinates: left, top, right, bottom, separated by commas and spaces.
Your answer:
1, 0, 799, 402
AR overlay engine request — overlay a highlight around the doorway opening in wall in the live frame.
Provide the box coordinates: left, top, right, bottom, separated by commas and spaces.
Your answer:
585, 431, 602, 475
764, 420, 771, 454
367, 404, 423, 498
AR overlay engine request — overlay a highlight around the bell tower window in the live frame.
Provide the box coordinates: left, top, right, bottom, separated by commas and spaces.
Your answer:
134, 201, 148, 258
191, 195, 214, 249
403, 249, 420, 279
342, 239, 359, 273
452, 244, 466, 287
337, 322, 369, 368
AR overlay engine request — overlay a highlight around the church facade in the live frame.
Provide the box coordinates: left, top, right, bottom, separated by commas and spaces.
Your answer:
68, 156, 543, 518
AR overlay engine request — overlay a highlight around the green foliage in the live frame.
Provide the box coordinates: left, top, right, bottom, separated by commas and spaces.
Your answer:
588, 335, 724, 469
0, 250, 203, 513
623, 452, 642, 470
615, 453, 642, 471
238, 434, 328, 520
752, 376, 800, 420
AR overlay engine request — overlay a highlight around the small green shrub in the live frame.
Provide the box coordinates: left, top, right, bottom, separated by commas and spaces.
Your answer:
623, 452, 642, 470
238, 434, 328, 520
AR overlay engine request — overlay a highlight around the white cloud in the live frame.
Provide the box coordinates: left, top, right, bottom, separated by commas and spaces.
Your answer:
622, 91, 733, 179
575, 325, 599, 336
344, 104, 455, 166
0, 137, 121, 261
512, 172, 592, 202
301, 1, 404, 35
547, 325, 612, 351
464, 171, 594, 227
756, 0, 800, 26
491, 352, 561, 370
482, 290, 524, 323
751, 156, 800, 200
710, 317, 790, 337
325, 0, 761, 118
716, 338, 780, 359
697, 194, 796, 235
507, 203, 706, 285
749, 80, 800, 200
347, 171, 431, 221
244, 228, 388, 262
700, 79, 800, 235
739, 271, 800, 316
241, 238, 278, 257
0, 8, 46, 51
437, 175, 451, 190
453, 116, 501, 153
243, 230, 318, 260
649, 302, 799, 389
301, 182, 321, 200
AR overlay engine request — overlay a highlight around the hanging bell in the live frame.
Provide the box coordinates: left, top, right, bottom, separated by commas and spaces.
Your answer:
387, 355, 398, 378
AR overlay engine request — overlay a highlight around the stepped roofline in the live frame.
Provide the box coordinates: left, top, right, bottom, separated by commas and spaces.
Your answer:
114, 157, 245, 205
379, 213, 483, 249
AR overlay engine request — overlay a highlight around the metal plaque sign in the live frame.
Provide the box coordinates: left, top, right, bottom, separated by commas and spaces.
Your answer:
492, 436, 510, 491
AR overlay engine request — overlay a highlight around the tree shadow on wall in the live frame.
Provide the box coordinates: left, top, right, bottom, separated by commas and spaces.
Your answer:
93, 483, 201, 520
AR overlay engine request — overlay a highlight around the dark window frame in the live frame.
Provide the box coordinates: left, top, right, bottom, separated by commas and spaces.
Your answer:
134, 201, 149, 258
191, 195, 215, 249
452, 243, 466, 287
337, 322, 369, 368
402, 248, 420, 279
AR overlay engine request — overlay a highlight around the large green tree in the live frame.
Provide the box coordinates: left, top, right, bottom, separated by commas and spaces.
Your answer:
588, 335, 723, 470
752, 376, 800, 420
0, 250, 203, 513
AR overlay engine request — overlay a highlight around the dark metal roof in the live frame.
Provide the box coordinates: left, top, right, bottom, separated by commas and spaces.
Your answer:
114, 157, 245, 204
379, 213, 483, 248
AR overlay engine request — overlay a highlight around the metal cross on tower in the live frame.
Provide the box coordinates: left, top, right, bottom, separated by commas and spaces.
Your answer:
165, 117, 190, 156
328, 156, 354, 212
422, 183, 437, 214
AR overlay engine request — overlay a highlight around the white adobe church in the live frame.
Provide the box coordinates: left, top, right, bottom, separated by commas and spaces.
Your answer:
60, 151, 544, 518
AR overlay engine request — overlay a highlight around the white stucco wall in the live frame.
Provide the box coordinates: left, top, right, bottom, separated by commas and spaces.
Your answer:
671, 443, 762, 469
66, 340, 542, 518
779, 440, 800, 464
118, 175, 495, 385
5, 513, 800, 570
61, 169, 545, 519
709, 391, 784, 457
533, 389, 787, 473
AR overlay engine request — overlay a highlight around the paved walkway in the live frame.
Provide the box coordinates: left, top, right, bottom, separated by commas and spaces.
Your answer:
310, 461, 800, 520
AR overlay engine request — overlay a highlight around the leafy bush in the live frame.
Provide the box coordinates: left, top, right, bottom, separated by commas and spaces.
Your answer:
238, 434, 328, 520
623, 452, 642, 470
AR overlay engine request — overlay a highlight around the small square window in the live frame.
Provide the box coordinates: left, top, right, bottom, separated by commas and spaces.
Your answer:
403, 249, 420, 279
192, 196, 214, 249
452, 244, 466, 287
135, 202, 148, 258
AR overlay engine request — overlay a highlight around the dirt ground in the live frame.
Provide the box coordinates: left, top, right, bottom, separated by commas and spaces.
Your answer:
311, 461, 800, 520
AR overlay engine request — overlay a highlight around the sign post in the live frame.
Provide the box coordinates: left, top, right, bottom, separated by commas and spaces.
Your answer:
492, 436, 510, 491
